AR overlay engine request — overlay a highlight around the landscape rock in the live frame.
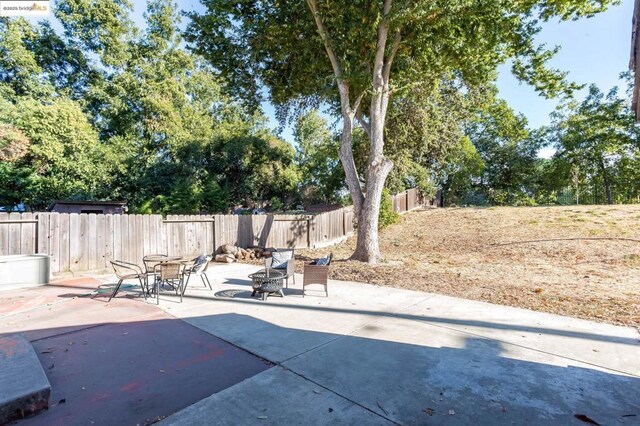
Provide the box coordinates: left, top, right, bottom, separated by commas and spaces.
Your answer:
215, 254, 235, 263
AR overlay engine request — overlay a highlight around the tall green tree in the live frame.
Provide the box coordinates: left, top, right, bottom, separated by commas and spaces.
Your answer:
293, 110, 344, 205
547, 83, 640, 204
186, 0, 608, 263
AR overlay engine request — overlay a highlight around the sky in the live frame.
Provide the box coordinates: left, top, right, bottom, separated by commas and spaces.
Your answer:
496, 0, 635, 156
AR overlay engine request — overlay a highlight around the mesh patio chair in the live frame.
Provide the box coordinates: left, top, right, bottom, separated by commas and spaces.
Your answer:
153, 260, 186, 304
182, 254, 213, 293
303, 253, 332, 297
265, 248, 295, 288
106, 260, 149, 302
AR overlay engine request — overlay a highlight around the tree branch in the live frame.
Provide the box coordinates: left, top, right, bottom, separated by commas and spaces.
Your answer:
383, 30, 401, 85
306, 2, 343, 84
372, 0, 392, 90
356, 108, 371, 138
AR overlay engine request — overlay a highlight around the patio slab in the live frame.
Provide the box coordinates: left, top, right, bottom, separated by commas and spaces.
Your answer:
162, 367, 391, 426
0, 276, 272, 425
156, 263, 640, 425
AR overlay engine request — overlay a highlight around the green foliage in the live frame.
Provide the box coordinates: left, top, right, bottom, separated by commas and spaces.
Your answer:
186, 0, 606, 114
378, 188, 399, 229
547, 81, 640, 204
293, 110, 344, 204
268, 196, 284, 212
0, 1, 303, 213
0, 96, 113, 209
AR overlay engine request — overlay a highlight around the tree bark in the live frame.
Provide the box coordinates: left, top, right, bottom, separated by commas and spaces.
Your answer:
599, 158, 613, 204
307, 0, 397, 263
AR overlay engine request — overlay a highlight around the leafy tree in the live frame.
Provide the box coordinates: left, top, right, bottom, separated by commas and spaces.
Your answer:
466, 99, 541, 205
547, 83, 640, 204
0, 97, 113, 209
186, 0, 608, 262
293, 110, 344, 205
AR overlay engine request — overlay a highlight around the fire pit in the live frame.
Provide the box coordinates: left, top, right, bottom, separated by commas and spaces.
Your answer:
248, 269, 285, 301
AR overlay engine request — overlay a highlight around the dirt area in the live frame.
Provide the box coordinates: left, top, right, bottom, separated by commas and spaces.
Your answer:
297, 205, 640, 328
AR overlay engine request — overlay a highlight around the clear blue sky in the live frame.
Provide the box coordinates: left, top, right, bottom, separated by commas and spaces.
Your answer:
496, 0, 635, 156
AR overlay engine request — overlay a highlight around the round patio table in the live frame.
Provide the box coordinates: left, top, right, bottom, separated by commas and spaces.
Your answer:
248, 269, 285, 301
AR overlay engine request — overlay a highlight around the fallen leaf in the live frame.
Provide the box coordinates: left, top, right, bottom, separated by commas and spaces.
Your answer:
48, 364, 54, 370
574, 414, 600, 425
449, 409, 456, 415
424, 408, 434, 416
58, 399, 66, 404
328, 408, 333, 413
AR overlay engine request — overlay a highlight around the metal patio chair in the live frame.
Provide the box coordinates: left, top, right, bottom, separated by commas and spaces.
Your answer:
182, 254, 213, 293
153, 260, 186, 304
106, 260, 149, 302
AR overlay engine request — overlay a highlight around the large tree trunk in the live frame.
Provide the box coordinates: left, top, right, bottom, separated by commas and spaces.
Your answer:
307, 0, 398, 264
351, 89, 393, 263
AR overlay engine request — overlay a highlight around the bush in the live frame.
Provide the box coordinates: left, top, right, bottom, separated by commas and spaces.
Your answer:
379, 188, 400, 229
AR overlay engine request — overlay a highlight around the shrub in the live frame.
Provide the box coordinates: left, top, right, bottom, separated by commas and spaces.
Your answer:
379, 188, 400, 229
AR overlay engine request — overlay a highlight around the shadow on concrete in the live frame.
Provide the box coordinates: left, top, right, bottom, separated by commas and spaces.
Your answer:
2, 307, 638, 425
37, 277, 640, 347
2, 315, 271, 426
170, 290, 640, 347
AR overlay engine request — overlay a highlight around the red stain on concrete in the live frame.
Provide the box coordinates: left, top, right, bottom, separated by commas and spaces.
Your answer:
90, 392, 110, 402
120, 381, 141, 392
0, 336, 28, 358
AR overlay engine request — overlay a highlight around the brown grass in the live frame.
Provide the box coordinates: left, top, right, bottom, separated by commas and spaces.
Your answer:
296, 205, 640, 328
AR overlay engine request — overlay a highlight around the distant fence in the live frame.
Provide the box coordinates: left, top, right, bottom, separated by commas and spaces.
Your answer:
0, 189, 425, 275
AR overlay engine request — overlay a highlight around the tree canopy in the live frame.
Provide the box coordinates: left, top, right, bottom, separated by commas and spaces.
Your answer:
187, 0, 617, 262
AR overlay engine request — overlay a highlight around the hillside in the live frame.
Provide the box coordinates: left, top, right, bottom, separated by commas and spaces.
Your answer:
300, 205, 640, 328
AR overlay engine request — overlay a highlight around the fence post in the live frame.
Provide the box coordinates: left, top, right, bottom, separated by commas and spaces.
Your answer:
342, 208, 346, 237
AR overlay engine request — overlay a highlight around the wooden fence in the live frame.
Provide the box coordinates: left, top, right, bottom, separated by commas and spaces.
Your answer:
0, 189, 423, 275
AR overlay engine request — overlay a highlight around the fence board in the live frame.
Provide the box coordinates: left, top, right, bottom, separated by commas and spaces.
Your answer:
69, 214, 81, 271
87, 214, 98, 270
113, 214, 122, 263
37, 213, 49, 257
105, 214, 114, 267
0, 213, 8, 255
48, 213, 60, 273
96, 214, 106, 269
59, 213, 70, 272
8, 213, 21, 255
20, 213, 35, 254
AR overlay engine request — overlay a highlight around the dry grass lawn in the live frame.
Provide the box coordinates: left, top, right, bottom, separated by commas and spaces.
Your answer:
297, 205, 640, 328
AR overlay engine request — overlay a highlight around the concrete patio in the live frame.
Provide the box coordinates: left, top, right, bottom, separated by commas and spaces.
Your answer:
1, 262, 639, 425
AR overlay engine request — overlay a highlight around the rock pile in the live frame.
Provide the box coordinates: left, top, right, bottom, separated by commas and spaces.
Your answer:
214, 244, 271, 263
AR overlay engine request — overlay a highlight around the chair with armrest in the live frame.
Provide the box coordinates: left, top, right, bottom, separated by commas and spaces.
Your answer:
106, 260, 149, 302
302, 253, 332, 297
182, 254, 213, 293
265, 248, 295, 288
153, 261, 186, 304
